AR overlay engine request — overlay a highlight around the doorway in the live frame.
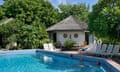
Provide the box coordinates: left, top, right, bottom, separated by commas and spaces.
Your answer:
85, 32, 89, 45
53, 33, 57, 42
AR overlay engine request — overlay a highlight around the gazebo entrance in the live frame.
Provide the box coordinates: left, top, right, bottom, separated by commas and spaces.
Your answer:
53, 33, 57, 42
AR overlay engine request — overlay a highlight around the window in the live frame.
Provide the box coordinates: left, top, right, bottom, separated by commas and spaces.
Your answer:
74, 33, 78, 38
63, 33, 67, 38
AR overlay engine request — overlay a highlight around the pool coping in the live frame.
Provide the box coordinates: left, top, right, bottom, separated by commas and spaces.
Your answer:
0, 49, 120, 72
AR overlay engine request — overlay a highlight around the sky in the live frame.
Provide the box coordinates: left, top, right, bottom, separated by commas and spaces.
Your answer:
0, 0, 4, 5
0, 0, 98, 10
49, 0, 99, 10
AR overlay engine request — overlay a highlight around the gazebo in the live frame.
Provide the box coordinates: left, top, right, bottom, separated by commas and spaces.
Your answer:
47, 16, 89, 46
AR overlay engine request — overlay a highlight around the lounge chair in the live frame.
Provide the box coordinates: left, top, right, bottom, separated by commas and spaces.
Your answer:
104, 44, 113, 56
86, 39, 102, 54
111, 45, 120, 57
88, 44, 107, 56
78, 42, 97, 54
97, 44, 113, 57
43, 43, 56, 51
79, 43, 107, 55
95, 44, 102, 54
43, 43, 49, 51
48, 43, 55, 51
96, 44, 107, 55
85, 43, 97, 53
79, 39, 120, 57
97, 44, 118, 57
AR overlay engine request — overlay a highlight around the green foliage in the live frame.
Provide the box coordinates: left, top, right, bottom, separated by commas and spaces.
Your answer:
42, 39, 52, 43
16, 21, 49, 49
0, 0, 61, 49
0, 7, 5, 19
2, 0, 60, 27
101, 37, 120, 45
64, 40, 75, 50
89, 0, 120, 40
99, 37, 112, 44
0, 20, 23, 47
115, 41, 120, 45
5, 20, 51, 49
59, 3, 89, 22
39, 38, 52, 49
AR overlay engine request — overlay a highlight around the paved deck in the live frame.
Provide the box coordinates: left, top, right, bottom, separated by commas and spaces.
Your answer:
107, 59, 120, 71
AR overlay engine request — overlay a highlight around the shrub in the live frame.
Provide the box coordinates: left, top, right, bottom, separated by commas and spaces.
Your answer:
101, 38, 110, 44
100, 37, 120, 45
64, 40, 75, 50
114, 41, 120, 45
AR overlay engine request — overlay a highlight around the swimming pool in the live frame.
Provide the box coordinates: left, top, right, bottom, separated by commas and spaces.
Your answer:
0, 49, 119, 72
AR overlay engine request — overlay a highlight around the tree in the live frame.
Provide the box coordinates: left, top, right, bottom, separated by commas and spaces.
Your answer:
59, 3, 89, 22
89, 0, 120, 42
0, 20, 23, 47
17, 20, 49, 49
0, 7, 5, 19
3, 0, 60, 27
0, 0, 59, 49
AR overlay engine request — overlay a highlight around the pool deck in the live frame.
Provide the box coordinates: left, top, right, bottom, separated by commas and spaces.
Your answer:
62, 51, 120, 71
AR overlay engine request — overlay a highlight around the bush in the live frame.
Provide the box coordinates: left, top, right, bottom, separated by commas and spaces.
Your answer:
64, 40, 75, 50
114, 41, 120, 45
100, 37, 120, 45
101, 38, 110, 44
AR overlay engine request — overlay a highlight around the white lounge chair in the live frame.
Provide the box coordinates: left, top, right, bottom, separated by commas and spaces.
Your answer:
48, 43, 55, 51
85, 43, 97, 53
111, 45, 120, 57
80, 43, 107, 56
96, 44, 102, 54
43, 43, 55, 51
91, 44, 107, 56
79, 39, 98, 53
105, 44, 113, 55
89, 39, 102, 54
99, 44, 113, 56
43, 43, 49, 51
98, 44, 107, 54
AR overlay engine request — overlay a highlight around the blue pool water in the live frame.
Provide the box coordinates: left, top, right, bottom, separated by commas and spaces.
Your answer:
0, 52, 106, 72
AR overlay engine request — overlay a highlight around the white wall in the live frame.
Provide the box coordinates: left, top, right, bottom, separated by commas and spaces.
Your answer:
89, 34, 97, 44
89, 34, 94, 43
56, 31, 85, 46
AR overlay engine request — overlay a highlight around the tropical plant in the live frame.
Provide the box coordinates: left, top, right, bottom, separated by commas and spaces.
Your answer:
64, 40, 75, 50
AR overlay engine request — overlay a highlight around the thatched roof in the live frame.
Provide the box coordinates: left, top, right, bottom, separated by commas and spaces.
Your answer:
47, 16, 88, 31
